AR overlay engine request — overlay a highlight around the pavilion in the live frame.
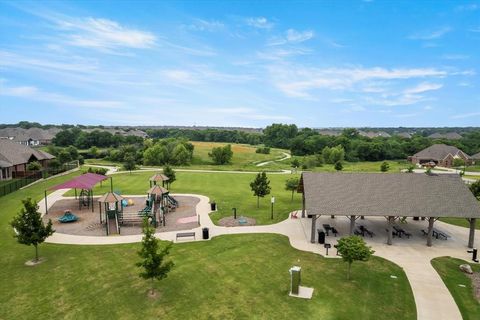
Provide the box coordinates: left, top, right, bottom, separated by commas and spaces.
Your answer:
45, 173, 108, 214
298, 172, 480, 247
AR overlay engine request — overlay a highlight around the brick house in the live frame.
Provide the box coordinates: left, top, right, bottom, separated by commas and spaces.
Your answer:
0, 139, 55, 180
409, 144, 472, 168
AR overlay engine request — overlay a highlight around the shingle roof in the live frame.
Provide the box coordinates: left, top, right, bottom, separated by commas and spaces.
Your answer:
428, 132, 462, 140
300, 172, 480, 218
412, 144, 469, 160
471, 152, 480, 160
0, 139, 55, 166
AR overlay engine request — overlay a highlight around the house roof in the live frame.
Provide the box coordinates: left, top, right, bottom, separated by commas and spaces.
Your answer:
300, 172, 480, 218
396, 132, 412, 139
428, 132, 463, 140
0, 139, 55, 167
412, 144, 470, 160
359, 131, 391, 138
472, 152, 480, 160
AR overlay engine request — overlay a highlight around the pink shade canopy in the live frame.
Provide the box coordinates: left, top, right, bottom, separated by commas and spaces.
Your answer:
49, 173, 108, 190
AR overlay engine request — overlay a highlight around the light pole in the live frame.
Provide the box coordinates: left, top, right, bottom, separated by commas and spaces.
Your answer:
271, 197, 275, 220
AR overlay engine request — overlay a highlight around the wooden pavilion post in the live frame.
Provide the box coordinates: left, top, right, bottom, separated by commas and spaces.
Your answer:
349, 215, 356, 235
310, 214, 317, 243
387, 216, 394, 245
468, 218, 476, 248
427, 217, 435, 247
301, 192, 306, 218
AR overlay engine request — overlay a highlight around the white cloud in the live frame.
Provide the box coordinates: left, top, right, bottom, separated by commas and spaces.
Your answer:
0, 84, 124, 109
270, 66, 448, 98
246, 17, 273, 29
286, 29, 314, 42
161, 70, 197, 84
455, 4, 479, 11
207, 107, 292, 121
58, 17, 156, 50
424, 105, 434, 110
268, 29, 314, 46
441, 54, 469, 60
0, 85, 39, 97
404, 82, 443, 94
451, 112, 480, 119
408, 27, 451, 40
186, 19, 224, 32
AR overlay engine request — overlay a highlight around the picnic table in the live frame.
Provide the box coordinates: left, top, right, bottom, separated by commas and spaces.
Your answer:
322, 224, 331, 235
393, 226, 412, 239
433, 228, 450, 240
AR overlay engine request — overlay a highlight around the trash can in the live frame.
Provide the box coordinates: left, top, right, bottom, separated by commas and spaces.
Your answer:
202, 227, 209, 240
289, 266, 301, 295
210, 202, 216, 211
317, 230, 325, 244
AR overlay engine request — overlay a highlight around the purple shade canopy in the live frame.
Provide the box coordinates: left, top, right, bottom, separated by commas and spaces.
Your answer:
49, 173, 108, 190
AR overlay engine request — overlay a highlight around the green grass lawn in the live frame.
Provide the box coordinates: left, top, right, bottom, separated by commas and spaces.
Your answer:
309, 160, 410, 173
431, 257, 480, 320
68, 171, 302, 225
0, 171, 417, 319
440, 218, 480, 230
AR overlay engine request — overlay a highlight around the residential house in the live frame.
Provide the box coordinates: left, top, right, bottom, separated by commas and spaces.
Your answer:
428, 132, 463, 140
0, 139, 55, 180
409, 144, 472, 168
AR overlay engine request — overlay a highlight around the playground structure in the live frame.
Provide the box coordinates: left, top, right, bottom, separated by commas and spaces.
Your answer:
43, 172, 187, 236
45, 172, 108, 214
149, 172, 170, 188
98, 192, 123, 235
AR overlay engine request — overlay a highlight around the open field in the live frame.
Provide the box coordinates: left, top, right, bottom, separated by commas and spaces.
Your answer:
67, 171, 302, 225
0, 173, 416, 319
308, 160, 411, 173
431, 257, 480, 320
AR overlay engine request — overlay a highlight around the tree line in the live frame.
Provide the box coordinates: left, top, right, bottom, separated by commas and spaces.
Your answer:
263, 124, 480, 161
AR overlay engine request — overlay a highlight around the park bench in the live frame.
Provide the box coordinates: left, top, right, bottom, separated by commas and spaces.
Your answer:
176, 232, 195, 241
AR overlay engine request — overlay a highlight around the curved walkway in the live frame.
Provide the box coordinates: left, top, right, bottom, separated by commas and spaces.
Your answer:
256, 152, 291, 167
40, 190, 478, 320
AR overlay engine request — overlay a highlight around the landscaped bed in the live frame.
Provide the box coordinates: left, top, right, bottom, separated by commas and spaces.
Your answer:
431, 256, 480, 320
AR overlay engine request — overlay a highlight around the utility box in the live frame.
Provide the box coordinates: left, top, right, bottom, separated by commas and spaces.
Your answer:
289, 266, 301, 295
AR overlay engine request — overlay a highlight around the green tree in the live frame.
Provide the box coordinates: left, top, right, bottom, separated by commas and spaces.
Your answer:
285, 177, 300, 201
163, 165, 176, 188
336, 235, 374, 280
334, 161, 343, 171
208, 144, 233, 165
380, 161, 390, 172
136, 219, 174, 296
470, 180, 480, 200
10, 198, 55, 262
27, 161, 42, 171
124, 156, 137, 174
250, 172, 271, 208
453, 158, 465, 168
89, 146, 98, 158
48, 159, 61, 170
57, 150, 72, 164
291, 158, 300, 169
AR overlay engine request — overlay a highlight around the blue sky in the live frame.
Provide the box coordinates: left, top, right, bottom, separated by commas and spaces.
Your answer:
0, 0, 479, 127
